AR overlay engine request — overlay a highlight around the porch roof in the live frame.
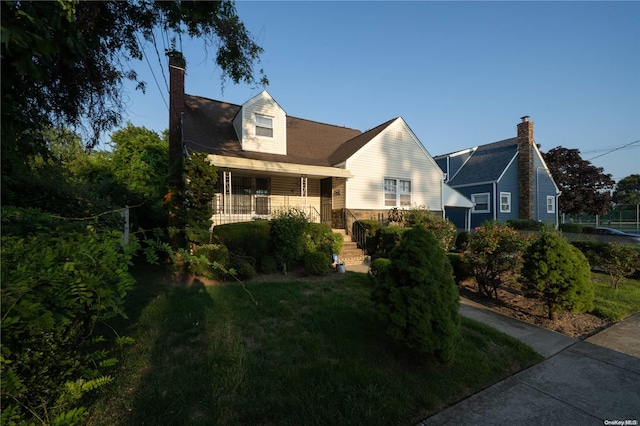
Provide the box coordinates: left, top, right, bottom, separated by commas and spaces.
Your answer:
443, 183, 474, 208
207, 155, 353, 179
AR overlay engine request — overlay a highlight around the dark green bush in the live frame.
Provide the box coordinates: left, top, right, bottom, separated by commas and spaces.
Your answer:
1, 223, 137, 424
229, 256, 256, 281
304, 251, 331, 276
506, 218, 543, 231
583, 226, 597, 235
306, 223, 343, 256
447, 253, 473, 285
522, 233, 594, 320
560, 223, 584, 234
260, 255, 278, 274
571, 240, 609, 266
371, 227, 460, 363
212, 220, 271, 261
455, 231, 471, 252
270, 209, 309, 273
369, 257, 391, 279
191, 244, 229, 279
374, 226, 406, 259
356, 220, 383, 254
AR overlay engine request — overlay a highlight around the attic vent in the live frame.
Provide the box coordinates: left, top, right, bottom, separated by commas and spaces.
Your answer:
396, 131, 403, 140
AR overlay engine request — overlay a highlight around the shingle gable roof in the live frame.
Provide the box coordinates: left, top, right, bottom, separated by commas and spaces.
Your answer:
182, 94, 362, 167
447, 138, 518, 186
329, 118, 397, 164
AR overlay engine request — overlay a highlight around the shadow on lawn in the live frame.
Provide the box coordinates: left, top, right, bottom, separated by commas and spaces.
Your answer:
123, 272, 217, 425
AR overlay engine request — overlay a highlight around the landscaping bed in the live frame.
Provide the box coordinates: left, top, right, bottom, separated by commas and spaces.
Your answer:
458, 272, 640, 338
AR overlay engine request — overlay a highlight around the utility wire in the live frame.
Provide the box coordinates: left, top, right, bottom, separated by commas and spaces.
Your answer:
587, 139, 640, 161
136, 33, 169, 111
151, 29, 169, 92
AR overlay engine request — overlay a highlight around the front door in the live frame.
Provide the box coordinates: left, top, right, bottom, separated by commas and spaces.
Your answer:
320, 178, 332, 225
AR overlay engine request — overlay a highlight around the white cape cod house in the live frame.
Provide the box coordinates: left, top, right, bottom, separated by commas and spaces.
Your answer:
168, 56, 472, 234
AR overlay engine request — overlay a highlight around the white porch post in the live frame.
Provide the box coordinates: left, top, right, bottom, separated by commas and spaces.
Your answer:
223, 170, 232, 216
301, 176, 308, 210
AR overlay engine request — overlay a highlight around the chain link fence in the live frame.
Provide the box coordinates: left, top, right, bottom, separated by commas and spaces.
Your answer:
562, 204, 640, 234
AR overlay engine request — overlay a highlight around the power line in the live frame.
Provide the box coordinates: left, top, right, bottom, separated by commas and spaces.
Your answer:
151, 29, 169, 92
587, 139, 640, 161
135, 33, 169, 111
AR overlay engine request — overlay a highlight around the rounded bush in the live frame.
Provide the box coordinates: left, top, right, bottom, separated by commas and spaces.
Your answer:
522, 232, 594, 320
304, 251, 331, 276
446, 253, 472, 285
230, 257, 256, 281
371, 226, 460, 363
455, 231, 471, 252
191, 244, 230, 279
260, 255, 278, 274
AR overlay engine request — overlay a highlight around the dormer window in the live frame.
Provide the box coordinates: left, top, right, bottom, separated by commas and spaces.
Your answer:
255, 114, 273, 138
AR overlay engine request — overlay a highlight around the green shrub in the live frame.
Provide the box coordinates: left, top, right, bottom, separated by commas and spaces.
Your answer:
1, 224, 137, 424
404, 205, 457, 251
304, 251, 331, 276
229, 256, 256, 280
455, 231, 471, 252
447, 253, 473, 285
506, 219, 543, 231
270, 208, 309, 273
369, 257, 391, 279
306, 223, 343, 256
467, 222, 528, 299
521, 233, 594, 320
260, 255, 279, 274
190, 244, 230, 279
371, 227, 460, 363
589, 243, 640, 289
374, 226, 406, 259
560, 223, 583, 234
212, 220, 271, 261
571, 240, 609, 266
356, 220, 383, 254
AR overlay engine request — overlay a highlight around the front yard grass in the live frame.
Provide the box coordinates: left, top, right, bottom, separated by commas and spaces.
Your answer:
87, 266, 541, 426
592, 272, 640, 321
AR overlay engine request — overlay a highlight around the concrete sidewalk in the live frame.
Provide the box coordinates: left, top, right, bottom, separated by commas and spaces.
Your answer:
419, 301, 640, 426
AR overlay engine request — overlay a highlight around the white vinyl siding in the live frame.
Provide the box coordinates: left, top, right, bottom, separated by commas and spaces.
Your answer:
472, 193, 490, 213
344, 118, 443, 211
546, 196, 555, 213
500, 192, 511, 213
239, 91, 286, 155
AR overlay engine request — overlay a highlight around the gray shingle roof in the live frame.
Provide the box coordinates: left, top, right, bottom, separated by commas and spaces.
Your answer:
447, 138, 518, 186
182, 94, 367, 167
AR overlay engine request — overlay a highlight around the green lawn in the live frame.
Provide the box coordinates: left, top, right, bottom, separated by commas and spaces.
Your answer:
87, 266, 541, 426
592, 272, 640, 321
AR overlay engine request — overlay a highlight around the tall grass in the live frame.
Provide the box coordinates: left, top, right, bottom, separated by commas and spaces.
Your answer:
87, 266, 541, 425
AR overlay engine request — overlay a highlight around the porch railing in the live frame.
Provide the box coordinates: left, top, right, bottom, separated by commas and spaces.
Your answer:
345, 208, 367, 253
211, 203, 322, 226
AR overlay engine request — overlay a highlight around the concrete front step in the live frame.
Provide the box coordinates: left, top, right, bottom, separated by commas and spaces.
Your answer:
333, 228, 366, 265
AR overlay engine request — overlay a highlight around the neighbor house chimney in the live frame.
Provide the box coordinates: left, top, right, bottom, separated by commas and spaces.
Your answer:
168, 53, 186, 179
517, 116, 535, 220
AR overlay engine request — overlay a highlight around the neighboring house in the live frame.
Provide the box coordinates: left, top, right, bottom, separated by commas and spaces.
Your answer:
167, 56, 472, 235
434, 117, 561, 230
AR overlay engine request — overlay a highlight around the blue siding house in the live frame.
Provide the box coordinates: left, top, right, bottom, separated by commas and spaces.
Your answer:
434, 117, 560, 230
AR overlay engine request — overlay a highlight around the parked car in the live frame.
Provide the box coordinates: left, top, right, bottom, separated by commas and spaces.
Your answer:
595, 227, 640, 244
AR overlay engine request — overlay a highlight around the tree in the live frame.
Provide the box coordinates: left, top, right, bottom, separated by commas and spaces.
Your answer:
371, 226, 460, 363
612, 174, 640, 205
521, 233, 594, 320
1, 0, 267, 204
110, 123, 169, 230
542, 147, 615, 216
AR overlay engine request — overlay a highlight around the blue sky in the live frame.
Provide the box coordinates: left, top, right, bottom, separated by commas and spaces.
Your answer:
120, 1, 640, 183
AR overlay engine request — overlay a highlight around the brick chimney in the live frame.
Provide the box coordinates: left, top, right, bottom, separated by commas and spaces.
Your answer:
517, 116, 535, 220
168, 53, 186, 179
